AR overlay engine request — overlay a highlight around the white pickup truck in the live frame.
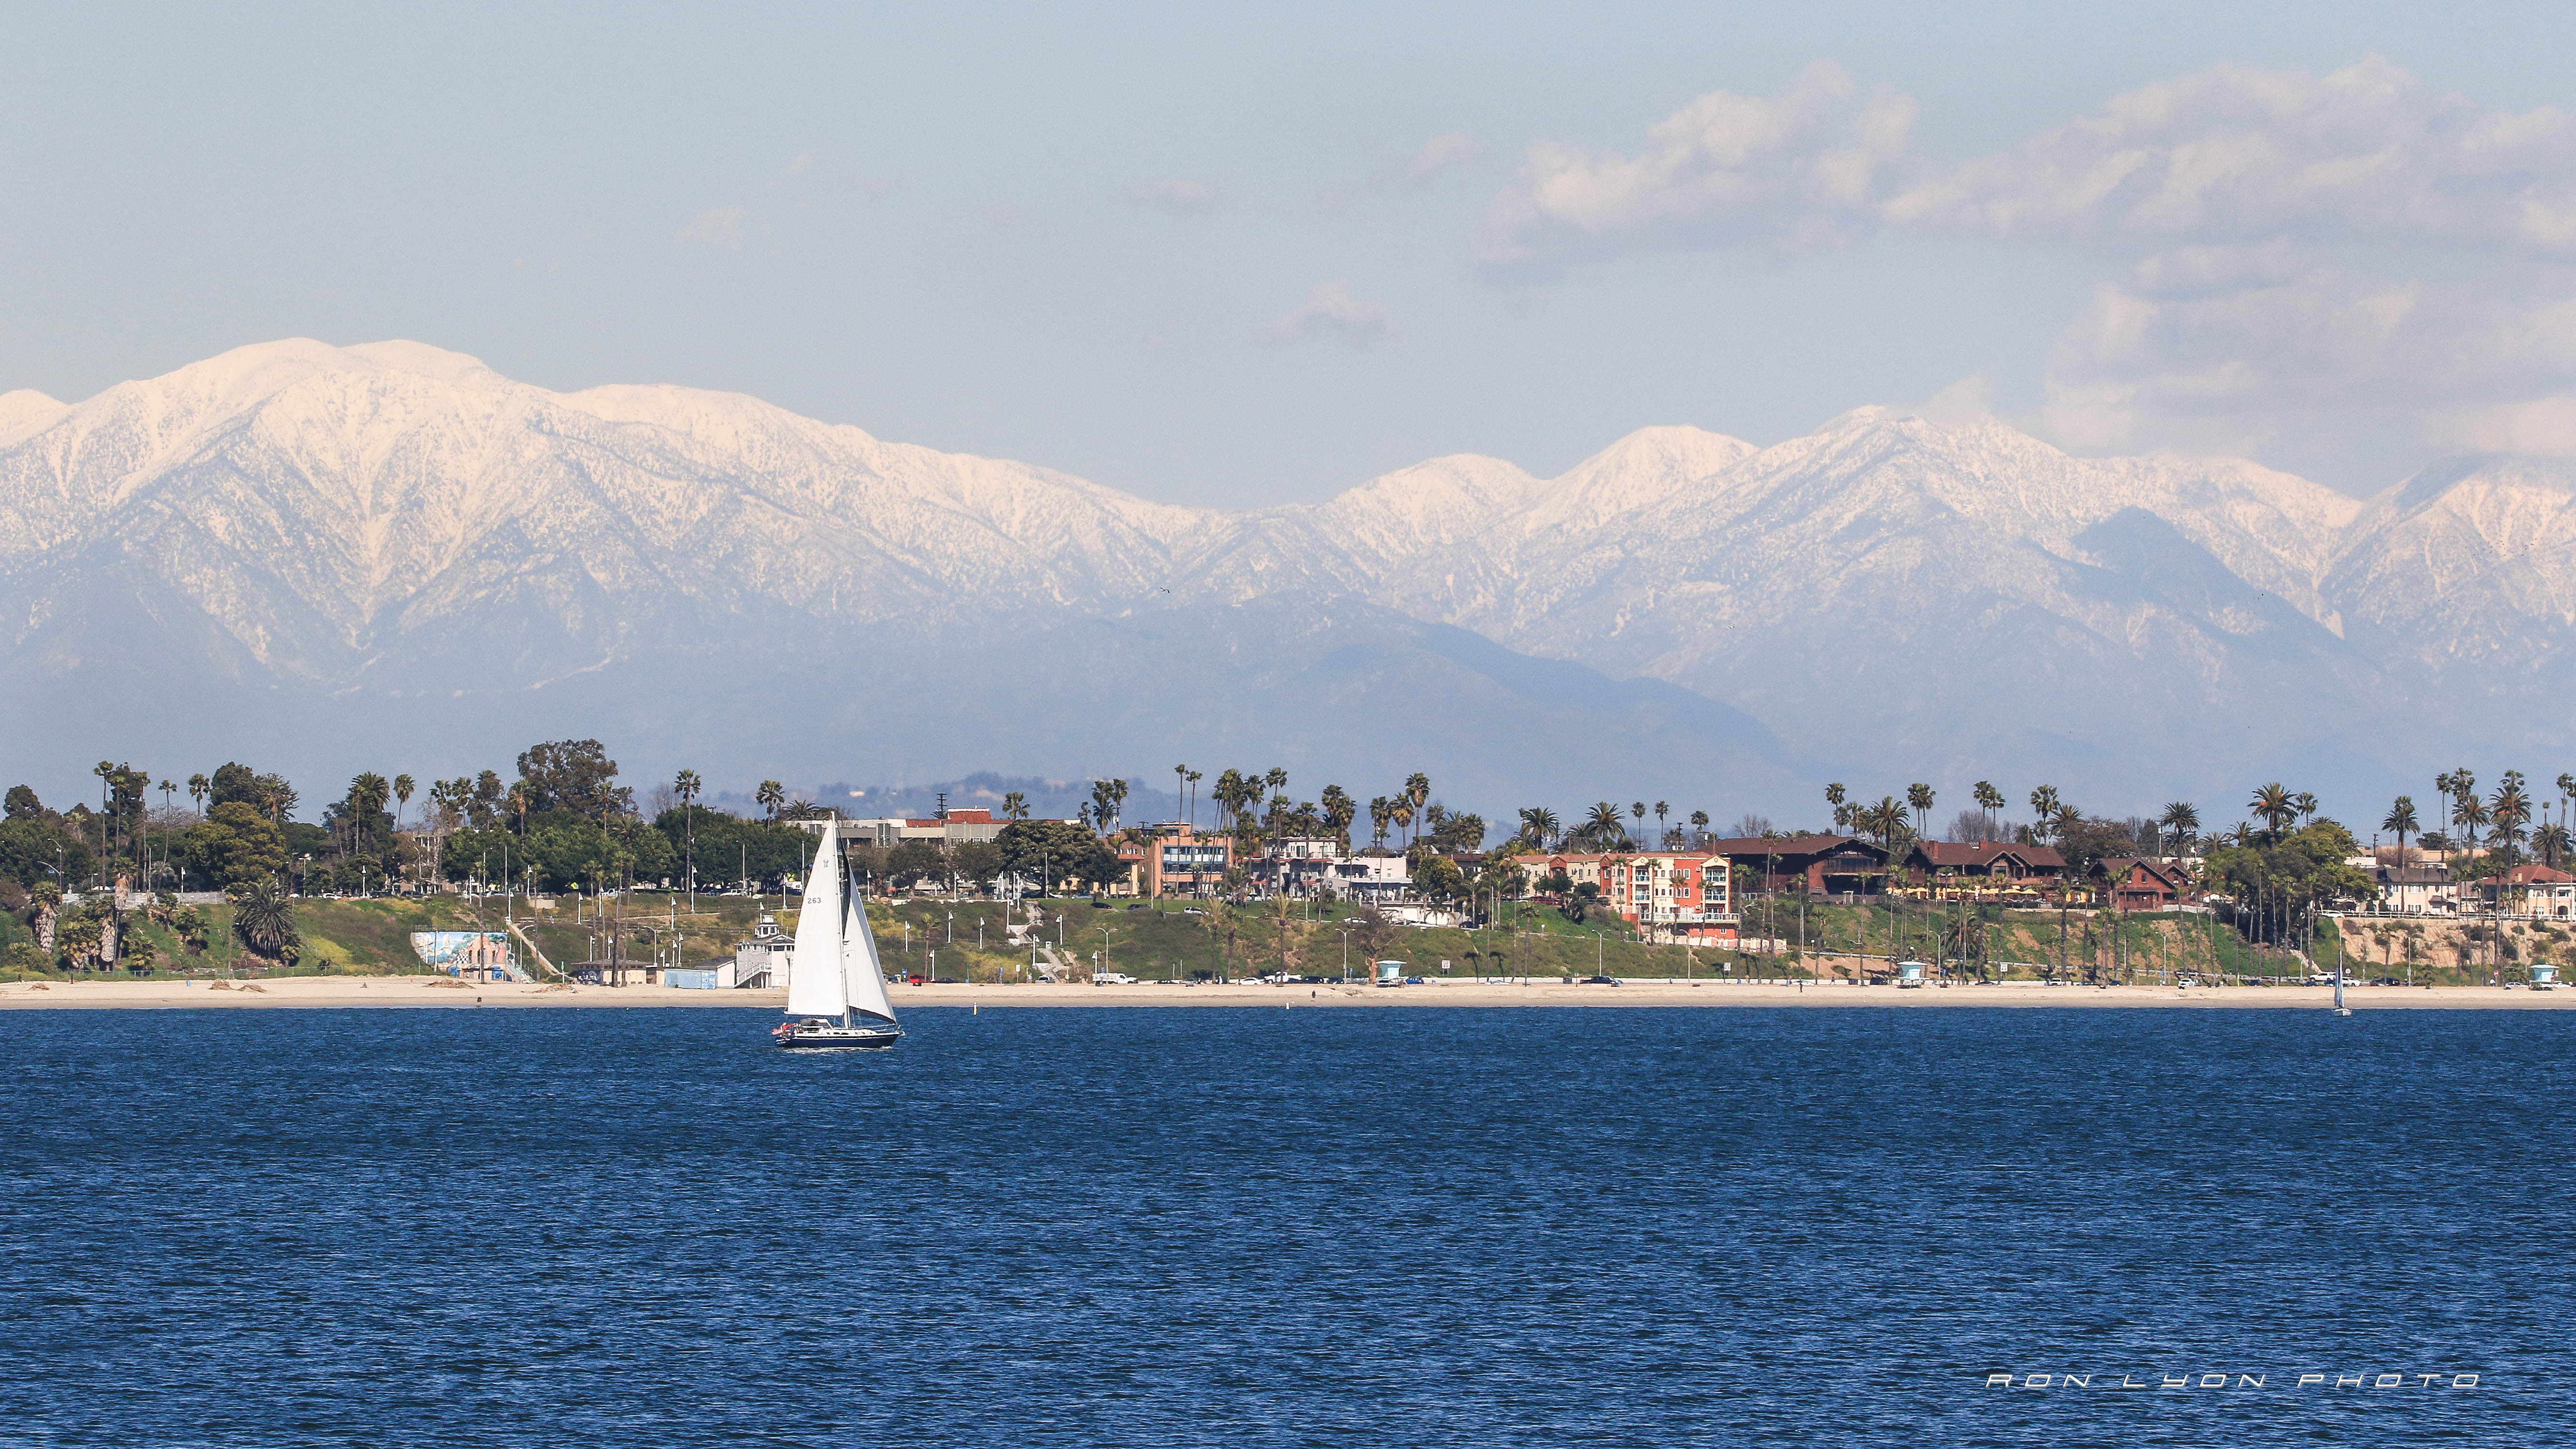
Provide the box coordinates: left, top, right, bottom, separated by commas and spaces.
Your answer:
1094, 972, 1138, 985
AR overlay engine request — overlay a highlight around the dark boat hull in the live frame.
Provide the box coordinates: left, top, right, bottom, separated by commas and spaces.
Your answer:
775, 1022, 903, 1050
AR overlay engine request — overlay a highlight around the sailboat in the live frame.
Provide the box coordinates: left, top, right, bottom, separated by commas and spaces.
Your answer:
773, 820, 903, 1050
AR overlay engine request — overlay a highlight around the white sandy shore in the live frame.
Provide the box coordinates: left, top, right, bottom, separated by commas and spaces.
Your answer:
2, 977, 2570, 1010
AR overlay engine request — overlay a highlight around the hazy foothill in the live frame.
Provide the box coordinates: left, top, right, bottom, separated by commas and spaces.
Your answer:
6, 731, 2565, 993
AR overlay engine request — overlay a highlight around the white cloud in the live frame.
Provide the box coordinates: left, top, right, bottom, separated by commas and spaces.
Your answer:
678, 205, 746, 248
1492, 57, 2576, 459
1396, 131, 1478, 187
1266, 281, 1391, 349
2041, 266, 2576, 451
1482, 60, 1916, 275
1888, 57, 2576, 253
1121, 178, 1228, 217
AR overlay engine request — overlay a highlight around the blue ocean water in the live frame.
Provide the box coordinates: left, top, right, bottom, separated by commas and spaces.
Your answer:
0, 1005, 2565, 1447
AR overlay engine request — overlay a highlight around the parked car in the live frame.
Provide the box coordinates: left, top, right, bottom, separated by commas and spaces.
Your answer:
1404, 976, 1426, 986
1580, 974, 1621, 986
1096, 972, 1138, 985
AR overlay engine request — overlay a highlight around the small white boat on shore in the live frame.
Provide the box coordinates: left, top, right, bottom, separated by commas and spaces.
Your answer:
773, 820, 903, 1050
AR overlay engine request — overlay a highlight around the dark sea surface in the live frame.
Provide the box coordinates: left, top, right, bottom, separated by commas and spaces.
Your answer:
0, 1005, 2566, 1447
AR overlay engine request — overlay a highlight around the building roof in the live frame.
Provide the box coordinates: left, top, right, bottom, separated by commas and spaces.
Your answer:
1911, 840, 2064, 869
2381, 865, 2451, 886
2502, 863, 2576, 884
2101, 856, 2185, 888
1705, 834, 1884, 861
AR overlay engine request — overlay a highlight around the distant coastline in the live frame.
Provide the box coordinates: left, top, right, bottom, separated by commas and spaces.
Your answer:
4, 978, 2569, 1011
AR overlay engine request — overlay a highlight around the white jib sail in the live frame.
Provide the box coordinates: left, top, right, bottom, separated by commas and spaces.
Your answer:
784, 821, 849, 1018
843, 888, 898, 1025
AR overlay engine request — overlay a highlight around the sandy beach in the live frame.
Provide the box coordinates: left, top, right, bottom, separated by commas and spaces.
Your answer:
3, 976, 2571, 1010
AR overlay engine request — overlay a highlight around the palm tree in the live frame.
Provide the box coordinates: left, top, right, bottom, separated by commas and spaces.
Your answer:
2491, 777, 2531, 868
1388, 799, 1415, 853
2456, 794, 2490, 859
1001, 790, 1030, 821
393, 774, 414, 833
2442, 768, 2476, 857
1688, 809, 1709, 847
2292, 791, 2318, 827
2027, 785, 2061, 842
2050, 803, 2082, 845
1629, 801, 1646, 846
2158, 802, 2200, 858
188, 773, 210, 815
1174, 764, 1189, 829
1367, 795, 1392, 852
1582, 801, 1625, 850
1651, 800, 1669, 847
672, 769, 702, 898
757, 780, 785, 820
229, 878, 301, 967
2248, 783, 2296, 840
1321, 785, 1357, 852
348, 773, 392, 868
1905, 783, 1935, 842
1405, 773, 1431, 850
1973, 781, 2005, 837
1517, 807, 1556, 850
2536, 821, 2572, 870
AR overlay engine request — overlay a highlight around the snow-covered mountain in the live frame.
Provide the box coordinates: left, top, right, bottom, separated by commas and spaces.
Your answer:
6, 338, 2572, 818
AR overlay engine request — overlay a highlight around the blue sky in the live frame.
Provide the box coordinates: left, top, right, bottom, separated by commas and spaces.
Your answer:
9, 1, 2576, 505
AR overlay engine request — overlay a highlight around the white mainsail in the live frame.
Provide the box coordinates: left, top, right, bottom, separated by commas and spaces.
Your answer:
843, 888, 899, 1024
783, 821, 849, 1019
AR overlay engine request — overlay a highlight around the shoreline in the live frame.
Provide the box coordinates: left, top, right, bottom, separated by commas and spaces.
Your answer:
2, 977, 2571, 1010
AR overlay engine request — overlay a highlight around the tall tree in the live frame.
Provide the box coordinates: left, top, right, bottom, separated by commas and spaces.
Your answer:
1653, 800, 1669, 846
2383, 796, 2419, 860
1583, 801, 1625, 850
2491, 774, 2530, 867
2158, 801, 2200, 857
515, 739, 633, 820
1973, 781, 2005, 836
1905, 783, 1935, 843
1518, 806, 1560, 851
1320, 785, 1357, 853
674, 769, 702, 897
1688, 809, 1709, 847
2027, 785, 2062, 842
1405, 773, 1431, 851
1000, 790, 1029, 821
2247, 783, 2296, 840
392, 774, 414, 833
756, 781, 785, 820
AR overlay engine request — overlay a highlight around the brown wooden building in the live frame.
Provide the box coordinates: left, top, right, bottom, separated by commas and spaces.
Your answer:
2098, 856, 2189, 912
1706, 835, 1892, 895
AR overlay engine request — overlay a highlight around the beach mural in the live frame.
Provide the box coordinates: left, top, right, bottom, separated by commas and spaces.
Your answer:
410, 931, 524, 981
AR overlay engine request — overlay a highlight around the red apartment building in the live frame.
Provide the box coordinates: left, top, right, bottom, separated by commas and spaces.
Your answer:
1524, 850, 1737, 942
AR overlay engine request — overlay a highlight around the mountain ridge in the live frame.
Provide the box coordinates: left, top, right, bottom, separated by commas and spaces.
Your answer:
7, 338, 2573, 816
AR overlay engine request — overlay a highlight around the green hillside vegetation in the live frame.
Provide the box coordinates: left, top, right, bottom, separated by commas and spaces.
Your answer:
3, 883, 2556, 988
